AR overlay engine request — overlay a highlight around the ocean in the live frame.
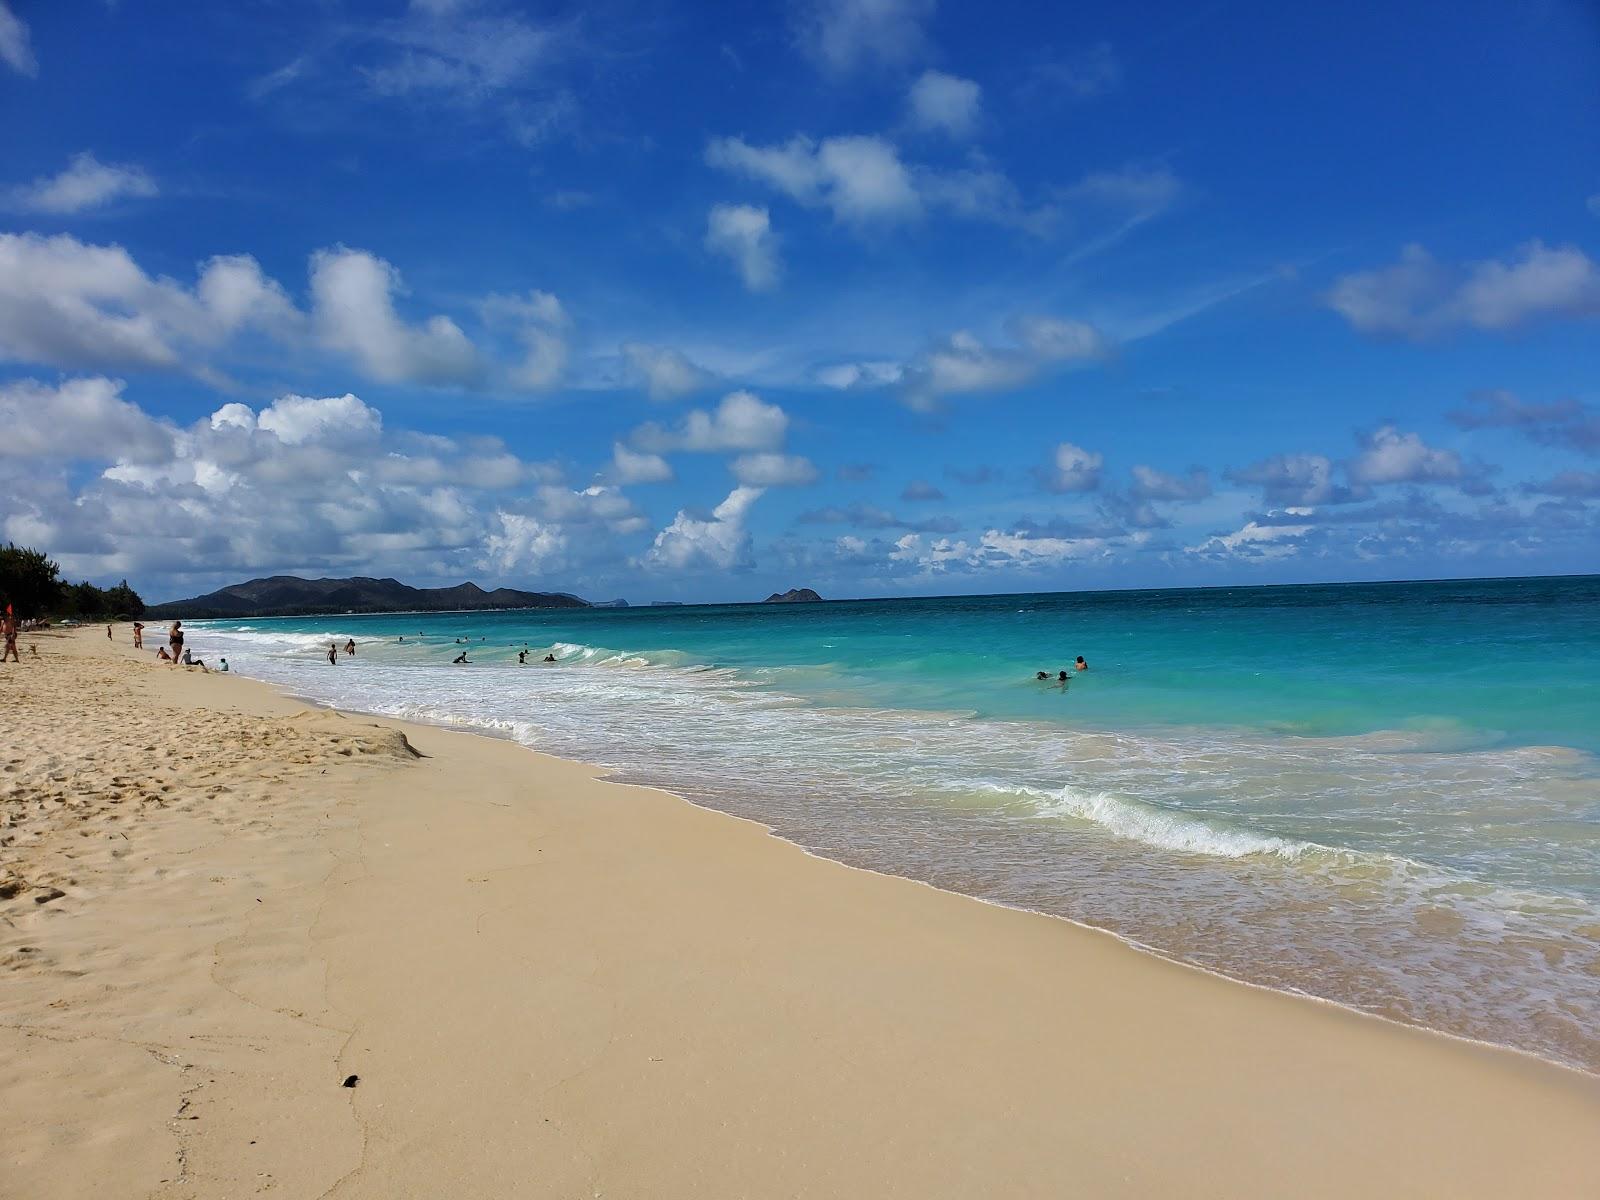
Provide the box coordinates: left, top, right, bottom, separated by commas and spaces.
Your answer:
190, 575, 1600, 1071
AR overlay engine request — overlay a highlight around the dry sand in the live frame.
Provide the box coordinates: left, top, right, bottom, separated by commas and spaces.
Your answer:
4, 628, 1598, 1198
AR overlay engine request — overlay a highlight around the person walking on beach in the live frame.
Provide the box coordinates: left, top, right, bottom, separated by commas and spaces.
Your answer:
107, 624, 113, 639
133, 621, 144, 649
344, 638, 356, 657
167, 621, 184, 665
2, 610, 19, 664
328, 643, 338, 666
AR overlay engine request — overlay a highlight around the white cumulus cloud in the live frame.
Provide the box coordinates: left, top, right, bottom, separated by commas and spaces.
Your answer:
1327, 242, 1600, 338
643, 486, 763, 571
730, 452, 819, 487
631, 390, 789, 454
707, 134, 920, 226
705, 203, 781, 291
899, 316, 1109, 409
1348, 425, 1463, 486
481, 512, 567, 574
907, 70, 981, 139
309, 247, 483, 387
481, 289, 569, 389
0, 376, 174, 462
1224, 453, 1349, 505
257, 392, 383, 446
620, 342, 714, 401
608, 443, 674, 485
1039, 442, 1104, 493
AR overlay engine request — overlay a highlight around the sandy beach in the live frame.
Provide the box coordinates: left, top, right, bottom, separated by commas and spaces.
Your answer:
3, 629, 1598, 1199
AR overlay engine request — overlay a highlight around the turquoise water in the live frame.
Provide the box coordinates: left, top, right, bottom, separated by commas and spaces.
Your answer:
192, 576, 1600, 1070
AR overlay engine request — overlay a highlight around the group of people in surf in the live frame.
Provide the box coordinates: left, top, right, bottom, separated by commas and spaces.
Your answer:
316, 634, 563, 666
1036, 657, 1089, 685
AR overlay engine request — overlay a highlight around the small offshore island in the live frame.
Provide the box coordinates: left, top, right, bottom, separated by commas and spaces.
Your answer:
763, 586, 824, 603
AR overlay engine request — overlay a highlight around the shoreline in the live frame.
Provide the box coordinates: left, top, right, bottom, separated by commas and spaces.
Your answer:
6, 629, 1599, 1197
210, 626, 1600, 1077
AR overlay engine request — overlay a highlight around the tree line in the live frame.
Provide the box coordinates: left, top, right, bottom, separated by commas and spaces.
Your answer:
0, 543, 145, 620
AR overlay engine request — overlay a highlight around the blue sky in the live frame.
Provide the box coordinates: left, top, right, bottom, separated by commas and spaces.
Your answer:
1, 0, 1597, 603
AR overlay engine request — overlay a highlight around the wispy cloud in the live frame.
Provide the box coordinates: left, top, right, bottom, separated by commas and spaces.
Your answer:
0, 1, 37, 78
9, 152, 157, 214
792, 0, 936, 76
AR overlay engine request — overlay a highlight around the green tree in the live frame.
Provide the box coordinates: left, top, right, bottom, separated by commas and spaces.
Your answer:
66, 580, 108, 617
0, 543, 63, 619
106, 579, 145, 618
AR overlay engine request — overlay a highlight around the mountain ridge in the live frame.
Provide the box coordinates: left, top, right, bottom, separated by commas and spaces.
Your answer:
147, 575, 589, 618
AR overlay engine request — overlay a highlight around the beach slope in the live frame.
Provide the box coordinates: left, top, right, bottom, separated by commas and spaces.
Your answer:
4, 631, 1598, 1198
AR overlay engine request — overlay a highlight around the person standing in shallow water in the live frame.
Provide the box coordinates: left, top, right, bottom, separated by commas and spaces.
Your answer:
344, 638, 356, 657
328, 643, 338, 666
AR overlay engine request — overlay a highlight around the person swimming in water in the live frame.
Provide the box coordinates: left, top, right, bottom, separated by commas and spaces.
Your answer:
453, 651, 470, 664
543, 653, 556, 663
1075, 656, 1089, 671
1035, 671, 1050, 680
517, 650, 528, 664
1058, 670, 1068, 683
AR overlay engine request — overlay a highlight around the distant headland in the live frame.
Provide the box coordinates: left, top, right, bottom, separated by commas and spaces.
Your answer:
147, 575, 591, 619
